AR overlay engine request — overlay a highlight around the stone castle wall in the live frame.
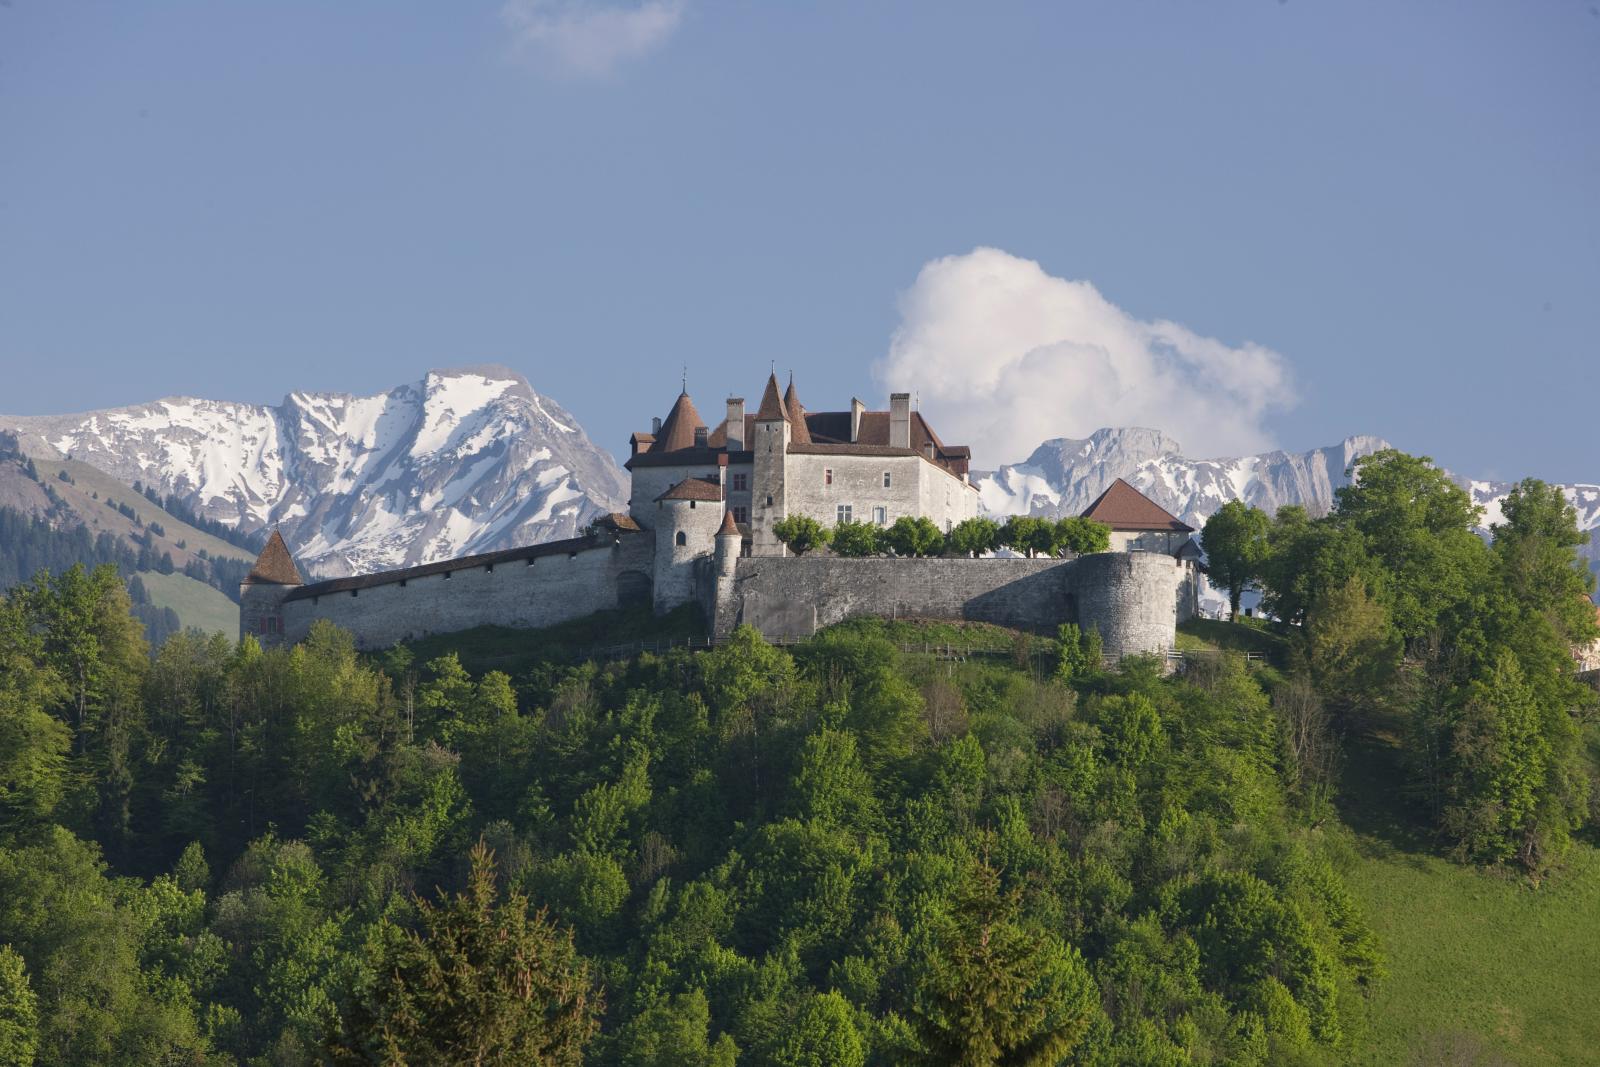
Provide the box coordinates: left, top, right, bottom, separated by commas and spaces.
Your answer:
713, 552, 1197, 652
268, 534, 653, 650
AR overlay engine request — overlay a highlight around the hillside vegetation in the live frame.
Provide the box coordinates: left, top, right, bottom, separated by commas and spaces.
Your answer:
0, 447, 1595, 1066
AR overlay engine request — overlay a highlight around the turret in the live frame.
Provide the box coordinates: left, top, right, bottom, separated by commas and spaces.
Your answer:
750, 372, 791, 556
715, 508, 741, 579
239, 529, 302, 647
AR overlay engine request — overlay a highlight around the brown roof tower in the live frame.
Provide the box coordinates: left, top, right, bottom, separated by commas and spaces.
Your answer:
754, 373, 788, 422
782, 375, 812, 444
1080, 479, 1193, 532
244, 529, 304, 585
654, 391, 707, 453
717, 509, 740, 536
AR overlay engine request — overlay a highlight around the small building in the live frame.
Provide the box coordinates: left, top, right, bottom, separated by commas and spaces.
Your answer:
1080, 478, 1195, 555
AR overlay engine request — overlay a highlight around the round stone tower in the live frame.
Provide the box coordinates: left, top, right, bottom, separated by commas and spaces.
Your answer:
652, 477, 725, 613
239, 528, 302, 647
1067, 551, 1186, 656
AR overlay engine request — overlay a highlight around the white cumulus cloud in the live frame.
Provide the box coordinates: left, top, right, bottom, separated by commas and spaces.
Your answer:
877, 247, 1297, 466
501, 0, 684, 78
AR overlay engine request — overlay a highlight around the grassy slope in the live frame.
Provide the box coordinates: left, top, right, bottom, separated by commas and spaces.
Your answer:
1337, 718, 1600, 1065
1174, 617, 1291, 659
399, 604, 706, 675
47, 457, 255, 566
138, 570, 239, 637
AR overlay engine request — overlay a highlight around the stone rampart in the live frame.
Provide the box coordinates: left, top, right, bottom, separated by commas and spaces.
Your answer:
713, 551, 1195, 653
277, 534, 653, 650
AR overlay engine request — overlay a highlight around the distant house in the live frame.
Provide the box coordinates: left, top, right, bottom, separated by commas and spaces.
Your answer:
1080, 478, 1196, 556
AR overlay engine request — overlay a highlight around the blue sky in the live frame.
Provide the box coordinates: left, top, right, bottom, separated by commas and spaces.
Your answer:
1, 1, 1595, 480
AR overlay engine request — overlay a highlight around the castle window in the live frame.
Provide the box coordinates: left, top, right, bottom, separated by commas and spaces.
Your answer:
443, 571, 451, 580
837, 504, 852, 524
399, 579, 407, 588
824, 468, 833, 487
731, 472, 748, 491
872, 506, 886, 526
690, 500, 696, 509
733, 505, 749, 524
351, 589, 358, 598
484, 563, 493, 573
675, 531, 687, 546
766, 495, 773, 506
883, 471, 892, 488
526, 557, 535, 566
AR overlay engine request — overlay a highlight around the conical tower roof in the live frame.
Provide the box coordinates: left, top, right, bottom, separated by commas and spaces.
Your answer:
717, 509, 741, 536
782, 375, 812, 444
754, 373, 788, 422
654, 390, 707, 452
244, 529, 303, 585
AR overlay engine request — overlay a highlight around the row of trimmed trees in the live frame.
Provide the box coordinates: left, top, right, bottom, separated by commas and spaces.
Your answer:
771, 514, 1111, 559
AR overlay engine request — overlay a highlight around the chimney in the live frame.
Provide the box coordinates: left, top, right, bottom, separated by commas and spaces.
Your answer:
726, 397, 745, 450
889, 392, 911, 449
652, 416, 662, 436
693, 426, 708, 449
850, 397, 865, 443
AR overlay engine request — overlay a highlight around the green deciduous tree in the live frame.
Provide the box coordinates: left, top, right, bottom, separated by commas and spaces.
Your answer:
884, 516, 944, 558
947, 518, 1000, 558
1051, 517, 1111, 556
773, 516, 831, 556
997, 517, 1047, 558
1201, 501, 1271, 620
830, 520, 882, 558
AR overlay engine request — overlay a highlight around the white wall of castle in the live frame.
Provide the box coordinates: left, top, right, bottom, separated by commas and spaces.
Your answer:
629, 464, 725, 529
1110, 529, 1190, 554
782, 453, 977, 533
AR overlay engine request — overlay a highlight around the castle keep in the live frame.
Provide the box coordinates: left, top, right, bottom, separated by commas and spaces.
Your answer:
241, 374, 1200, 652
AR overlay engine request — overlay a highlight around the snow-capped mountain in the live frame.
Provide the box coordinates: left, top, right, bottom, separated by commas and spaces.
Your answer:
975, 428, 1600, 584
0, 366, 627, 577
976, 429, 1393, 530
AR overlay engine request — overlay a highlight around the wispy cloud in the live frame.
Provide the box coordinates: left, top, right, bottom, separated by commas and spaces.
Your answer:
501, 0, 685, 78
878, 247, 1296, 465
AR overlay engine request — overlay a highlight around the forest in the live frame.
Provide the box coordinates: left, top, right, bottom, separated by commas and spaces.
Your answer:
0, 449, 1594, 1065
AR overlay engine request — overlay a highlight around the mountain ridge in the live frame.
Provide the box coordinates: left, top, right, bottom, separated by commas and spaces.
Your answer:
0, 367, 627, 578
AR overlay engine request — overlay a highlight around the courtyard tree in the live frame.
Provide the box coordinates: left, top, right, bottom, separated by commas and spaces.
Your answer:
773, 515, 831, 556
884, 516, 944, 558
998, 517, 1047, 558
1052, 516, 1111, 556
1201, 500, 1271, 620
947, 517, 1000, 558
831, 519, 882, 557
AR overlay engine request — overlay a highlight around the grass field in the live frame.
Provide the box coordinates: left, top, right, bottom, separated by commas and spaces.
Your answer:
1174, 617, 1291, 660
1337, 717, 1600, 1065
399, 603, 706, 675
139, 569, 239, 636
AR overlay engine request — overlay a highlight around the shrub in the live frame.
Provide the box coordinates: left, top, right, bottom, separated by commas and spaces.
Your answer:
884, 516, 943, 558
831, 520, 881, 557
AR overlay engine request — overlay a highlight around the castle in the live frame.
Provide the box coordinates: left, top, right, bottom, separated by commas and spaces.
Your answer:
241, 373, 1201, 652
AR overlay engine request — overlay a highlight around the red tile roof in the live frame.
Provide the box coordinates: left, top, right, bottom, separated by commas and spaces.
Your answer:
244, 529, 303, 585
1080, 479, 1193, 532
717, 510, 740, 536
656, 477, 724, 502
654, 391, 706, 452
783, 378, 812, 444
755, 373, 788, 421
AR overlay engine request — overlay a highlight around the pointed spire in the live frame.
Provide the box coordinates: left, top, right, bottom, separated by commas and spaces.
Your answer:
782, 373, 811, 444
245, 529, 303, 585
717, 509, 740, 536
655, 389, 707, 452
755, 372, 788, 422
